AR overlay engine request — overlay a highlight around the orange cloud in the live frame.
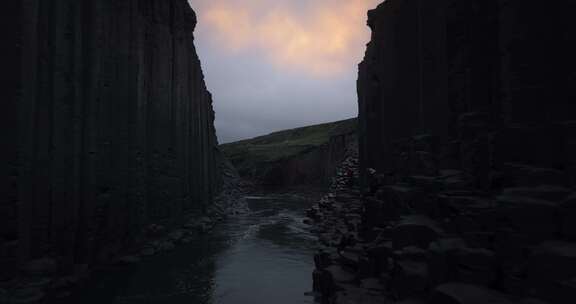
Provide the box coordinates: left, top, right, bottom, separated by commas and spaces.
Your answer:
189, 0, 380, 77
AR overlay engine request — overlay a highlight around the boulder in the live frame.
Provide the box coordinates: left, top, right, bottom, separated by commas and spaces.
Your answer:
140, 247, 156, 257
333, 284, 388, 304
504, 164, 568, 187
22, 258, 58, 277
454, 247, 497, 286
115, 255, 141, 265
361, 277, 385, 292
367, 241, 394, 274
430, 283, 515, 304
315, 250, 332, 269
427, 238, 467, 286
325, 265, 356, 284
496, 195, 559, 239
313, 269, 335, 296
502, 186, 572, 202
526, 276, 576, 304
560, 194, 576, 239
392, 216, 442, 249
9, 287, 46, 304
527, 241, 576, 283
391, 261, 429, 299
378, 185, 425, 215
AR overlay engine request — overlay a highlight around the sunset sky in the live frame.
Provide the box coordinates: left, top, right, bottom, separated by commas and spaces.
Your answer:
188, 0, 381, 143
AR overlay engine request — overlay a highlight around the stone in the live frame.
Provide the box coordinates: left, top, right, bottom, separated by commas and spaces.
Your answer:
502, 186, 572, 202
527, 277, 576, 304
504, 164, 568, 187
395, 299, 427, 304
427, 238, 467, 286
354, 0, 576, 301
560, 194, 576, 239
430, 283, 515, 304
391, 261, 429, 299
5, 0, 221, 281
115, 255, 141, 265
496, 195, 559, 239
140, 247, 156, 257
313, 269, 334, 295
333, 285, 388, 304
158, 241, 176, 251
168, 230, 185, 242
325, 265, 356, 284
520, 298, 550, 304
367, 242, 394, 274
10, 287, 45, 304
22, 258, 57, 276
361, 277, 385, 292
527, 241, 576, 283
315, 250, 332, 270
392, 215, 442, 249
339, 250, 362, 269
454, 247, 497, 286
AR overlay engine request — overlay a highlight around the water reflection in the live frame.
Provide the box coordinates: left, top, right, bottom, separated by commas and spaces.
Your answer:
70, 194, 317, 304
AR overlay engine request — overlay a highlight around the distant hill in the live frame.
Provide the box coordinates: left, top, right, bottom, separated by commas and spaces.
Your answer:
220, 118, 357, 188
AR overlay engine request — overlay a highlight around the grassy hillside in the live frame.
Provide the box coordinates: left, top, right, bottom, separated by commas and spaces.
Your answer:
220, 118, 357, 182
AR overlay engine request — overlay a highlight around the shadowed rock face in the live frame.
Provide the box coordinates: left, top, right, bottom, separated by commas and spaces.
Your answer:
358, 0, 576, 186
1, 0, 220, 277
221, 119, 357, 189
351, 0, 576, 303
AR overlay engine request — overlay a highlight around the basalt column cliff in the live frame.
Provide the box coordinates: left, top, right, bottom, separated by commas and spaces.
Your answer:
2, 0, 220, 279
353, 0, 576, 302
358, 0, 576, 186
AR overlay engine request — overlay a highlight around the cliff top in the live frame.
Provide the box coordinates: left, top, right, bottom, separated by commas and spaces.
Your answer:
220, 118, 357, 166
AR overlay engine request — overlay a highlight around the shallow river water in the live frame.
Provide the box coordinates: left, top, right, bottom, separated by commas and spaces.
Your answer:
74, 194, 319, 304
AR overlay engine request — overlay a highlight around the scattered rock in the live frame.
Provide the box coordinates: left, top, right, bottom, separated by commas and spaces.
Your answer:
140, 247, 155, 257
9, 287, 46, 304
115, 255, 141, 265
430, 283, 515, 304
21, 258, 57, 277
392, 216, 442, 249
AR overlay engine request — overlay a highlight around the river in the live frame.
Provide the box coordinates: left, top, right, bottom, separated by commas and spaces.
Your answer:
71, 193, 319, 304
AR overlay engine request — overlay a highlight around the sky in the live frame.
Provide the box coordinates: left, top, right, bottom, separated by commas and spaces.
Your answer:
188, 0, 381, 143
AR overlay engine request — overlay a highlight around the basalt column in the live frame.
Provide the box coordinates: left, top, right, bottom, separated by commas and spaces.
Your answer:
357, 0, 450, 184
351, 1, 576, 302
1, 0, 220, 278
357, 0, 576, 186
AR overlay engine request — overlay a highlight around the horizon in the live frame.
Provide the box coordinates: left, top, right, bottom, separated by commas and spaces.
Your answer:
188, 0, 381, 144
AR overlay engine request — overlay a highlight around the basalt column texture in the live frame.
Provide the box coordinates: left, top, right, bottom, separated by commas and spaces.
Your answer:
358, 0, 576, 186
1, 0, 220, 279
352, 0, 576, 302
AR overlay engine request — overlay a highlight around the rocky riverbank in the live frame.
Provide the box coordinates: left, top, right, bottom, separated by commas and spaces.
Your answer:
308, 147, 576, 303
0, 155, 247, 304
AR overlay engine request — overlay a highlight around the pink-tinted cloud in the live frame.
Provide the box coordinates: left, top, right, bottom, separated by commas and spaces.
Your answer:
190, 0, 380, 77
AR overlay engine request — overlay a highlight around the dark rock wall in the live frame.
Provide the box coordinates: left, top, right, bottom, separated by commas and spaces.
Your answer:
264, 132, 357, 188
358, 0, 576, 187
352, 1, 576, 302
1, 0, 219, 277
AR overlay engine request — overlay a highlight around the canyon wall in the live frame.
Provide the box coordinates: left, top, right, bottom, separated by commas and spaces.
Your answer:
265, 130, 357, 188
221, 119, 357, 189
352, 0, 576, 302
1, 0, 220, 279
358, 0, 576, 187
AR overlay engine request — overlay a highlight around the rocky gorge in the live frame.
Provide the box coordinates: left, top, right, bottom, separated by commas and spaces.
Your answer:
1, 0, 575, 303
221, 119, 357, 189
2, 0, 229, 302
308, 0, 576, 303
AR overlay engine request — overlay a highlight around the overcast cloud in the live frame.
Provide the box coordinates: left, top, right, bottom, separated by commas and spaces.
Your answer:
188, 0, 380, 143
